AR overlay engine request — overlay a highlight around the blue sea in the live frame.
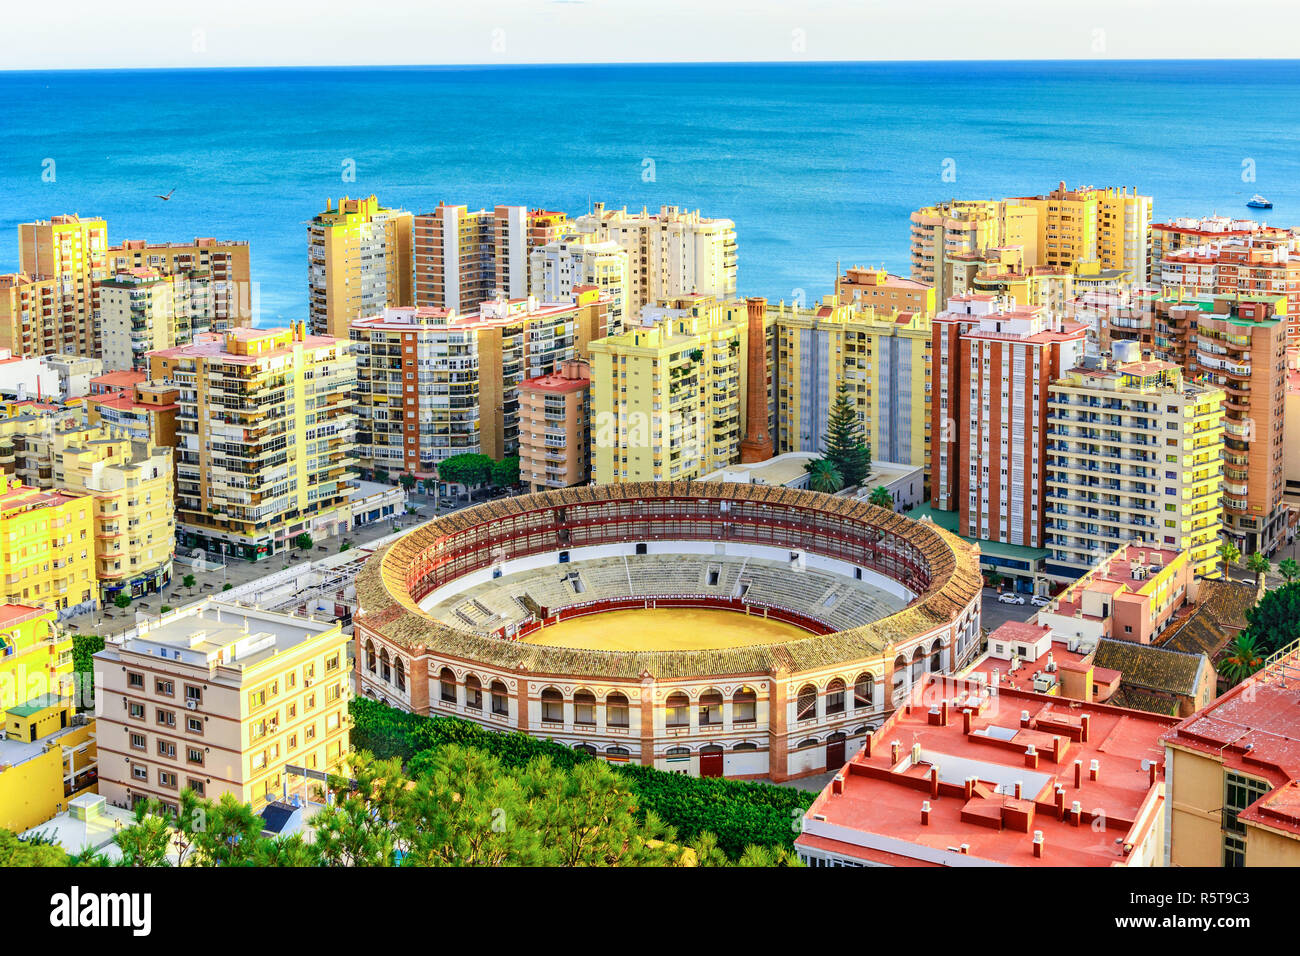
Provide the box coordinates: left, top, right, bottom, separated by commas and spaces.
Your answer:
1, 60, 1299, 324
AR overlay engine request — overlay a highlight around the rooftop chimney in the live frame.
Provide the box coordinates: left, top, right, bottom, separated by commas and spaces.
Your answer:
1089, 759, 1100, 782
1033, 830, 1045, 858
921, 801, 931, 825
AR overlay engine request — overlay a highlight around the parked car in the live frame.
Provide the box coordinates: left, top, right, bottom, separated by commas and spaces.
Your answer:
1030, 594, 1050, 607
996, 592, 1026, 605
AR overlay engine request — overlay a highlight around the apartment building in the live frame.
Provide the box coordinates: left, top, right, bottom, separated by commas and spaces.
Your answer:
571, 203, 737, 317
414, 204, 568, 311
0, 478, 95, 612
930, 295, 1086, 549
772, 295, 932, 470
1162, 642, 1300, 866
1037, 543, 1195, 647
529, 234, 631, 333
148, 325, 357, 561
1013, 182, 1152, 276
2, 215, 109, 358
1148, 215, 1290, 284
1192, 295, 1290, 555
588, 295, 750, 483
94, 600, 351, 813
98, 268, 214, 372
85, 377, 180, 449
1045, 344, 1225, 580
518, 359, 592, 492
308, 195, 413, 338
58, 435, 174, 604
350, 290, 608, 476
837, 266, 935, 316
104, 237, 252, 330
1162, 237, 1300, 346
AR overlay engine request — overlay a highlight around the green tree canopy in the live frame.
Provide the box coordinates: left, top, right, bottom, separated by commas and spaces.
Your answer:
804, 458, 843, 494
294, 533, 313, 551
437, 453, 495, 494
0, 828, 72, 867
490, 456, 520, 489
820, 383, 870, 487
868, 486, 894, 510
1279, 558, 1300, 585
1219, 632, 1266, 686
1242, 581, 1300, 656
1217, 540, 1241, 579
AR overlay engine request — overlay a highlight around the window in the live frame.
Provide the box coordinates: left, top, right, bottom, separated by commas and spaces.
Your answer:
187, 779, 206, 797
156, 709, 175, 728
187, 747, 204, 765
305, 724, 316, 741
490, 680, 509, 716
606, 692, 630, 728
252, 752, 266, 771
127, 671, 144, 689
187, 716, 203, 734
365, 641, 376, 674
541, 688, 564, 723
155, 679, 174, 697
853, 673, 875, 710
157, 739, 176, 759
158, 770, 178, 789
574, 690, 596, 726
287, 734, 298, 751
733, 687, 757, 723
185, 685, 202, 704
825, 679, 846, 715
129, 732, 146, 751
129, 702, 145, 720
699, 689, 723, 725
439, 668, 456, 703
1223, 772, 1270, 839
327, 712, 340, 732
132, 764, 148, 781
665, 692, 689, 728
249, 688, 266, 710
394, 659, 406, 693
325, 652, 340, 673
464, 676, 483, 710
796, 684, 817, 721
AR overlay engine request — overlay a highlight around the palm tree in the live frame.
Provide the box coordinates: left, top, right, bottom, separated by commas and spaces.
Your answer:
867, 486, 894, 510
1219, 632, 1266, 686
1279, 557, 1300, 585
1217, 540, 1241, 580
1246, 552, 1271, 588
805, 458, 843, 495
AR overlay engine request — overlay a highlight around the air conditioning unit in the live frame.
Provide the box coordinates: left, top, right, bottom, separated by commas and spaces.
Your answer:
185, 700, 198, 710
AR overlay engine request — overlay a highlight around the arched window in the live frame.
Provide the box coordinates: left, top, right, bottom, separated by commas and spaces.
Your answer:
733, 742, 758, 751
733, 686, 757, 723
666, 746, 691, 757
379, 648, 391, 683
574, 690, 596, 726
364, 641, 376, 674
665, 692, 689, 728
929, 642, 944, 672
394, 658, 406, 693
910, 646, 926, 682
540, 687, 564, 724
700, 744, 723, 755
439, 668, 456, 703
853, 673, 875, 710
796, 684, 817, 721
606, 746, 630, 760
699, 689, 723, 726
825, 679, 846, 715
465, 675, 483, 710
574, 744, 597, 756
798, 738, 820, 749
606, 692, 630, 728
490, 680, 509, 716
893, 655, 908, 686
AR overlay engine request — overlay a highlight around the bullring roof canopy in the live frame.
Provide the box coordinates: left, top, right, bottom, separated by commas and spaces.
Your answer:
354, 482, 982, 681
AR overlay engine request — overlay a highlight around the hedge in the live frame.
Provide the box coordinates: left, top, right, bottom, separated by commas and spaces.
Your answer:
349, 697, 816, 859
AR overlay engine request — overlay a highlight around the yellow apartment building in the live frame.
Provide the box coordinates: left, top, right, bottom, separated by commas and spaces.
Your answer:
589, 296, 750, 483
59, 435, 174, 603
0, 479, 95, 612
94, 600, 351, 813
309, 195, 413, 339
148, 325, 357, 562
1045, 344, 1226, 579
0, 604, 97, 833
0, 272, 58, 358
105, 237, 252, 330
16, 215, 109, 358
772, 295, 932, 471
1014, 183, 1152, 275
85, 378, 180, 449
1162, 641, 1300, 866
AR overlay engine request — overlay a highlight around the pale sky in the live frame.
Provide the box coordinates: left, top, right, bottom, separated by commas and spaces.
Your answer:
2, 0, 1296, 70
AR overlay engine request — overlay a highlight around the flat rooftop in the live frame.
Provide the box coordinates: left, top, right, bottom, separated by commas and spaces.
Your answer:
798, 674, 1175, 866
101, 599, 340, 671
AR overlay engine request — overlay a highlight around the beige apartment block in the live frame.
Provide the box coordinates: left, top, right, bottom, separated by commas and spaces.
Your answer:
94, 600, 352, 813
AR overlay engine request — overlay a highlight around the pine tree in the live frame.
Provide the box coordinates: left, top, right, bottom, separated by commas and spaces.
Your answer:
821, 383, 871, 487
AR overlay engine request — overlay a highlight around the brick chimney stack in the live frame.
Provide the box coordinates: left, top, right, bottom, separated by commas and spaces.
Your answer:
738, 297, 774, 463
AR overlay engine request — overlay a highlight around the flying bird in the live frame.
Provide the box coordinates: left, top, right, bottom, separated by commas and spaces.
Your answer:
155, 188, 175, 201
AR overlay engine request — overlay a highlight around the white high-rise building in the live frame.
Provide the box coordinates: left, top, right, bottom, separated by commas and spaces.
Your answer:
529, 235, 631, 333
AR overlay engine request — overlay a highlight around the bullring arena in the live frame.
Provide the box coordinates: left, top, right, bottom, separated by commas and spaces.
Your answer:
353, 482, 983, 781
